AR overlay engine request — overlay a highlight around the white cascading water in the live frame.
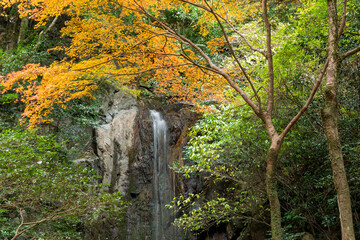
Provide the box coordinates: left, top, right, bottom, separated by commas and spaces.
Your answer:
150, 110, 183, 240
150, 110, 169, 240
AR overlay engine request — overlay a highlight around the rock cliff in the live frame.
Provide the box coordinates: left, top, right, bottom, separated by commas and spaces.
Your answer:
87, 88, 197, 239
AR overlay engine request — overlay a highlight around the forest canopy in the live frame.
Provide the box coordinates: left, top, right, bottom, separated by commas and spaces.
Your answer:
0, 0, 359, 239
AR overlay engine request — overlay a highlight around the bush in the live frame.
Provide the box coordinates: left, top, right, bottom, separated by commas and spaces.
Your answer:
0, 128, 127, 239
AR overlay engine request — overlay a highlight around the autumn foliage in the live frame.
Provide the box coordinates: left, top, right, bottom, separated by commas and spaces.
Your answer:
0, 0, 262, 127
2, 1, 360, 239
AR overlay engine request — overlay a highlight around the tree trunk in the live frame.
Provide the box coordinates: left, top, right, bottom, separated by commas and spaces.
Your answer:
17, 17, 29, 45
322, 1, 355, 239
322, 90, 355, 240
266, 137, 282, 240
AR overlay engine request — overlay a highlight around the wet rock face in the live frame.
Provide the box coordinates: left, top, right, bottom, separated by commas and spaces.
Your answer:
96, 108, 138, 193
90, 88, 197, 240
124, 109, 154, 240
128, 109, 154, 197
95, 88, 138, 194
125, 107, 197, 240
88, 89, 143, 239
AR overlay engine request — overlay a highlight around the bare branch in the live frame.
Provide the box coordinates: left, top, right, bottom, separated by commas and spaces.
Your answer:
126, 51, 182, 57
73, 50, 182, 72
180, 45, 221, 74
110, 63, 193, 76
338, 0, 347, 38
262, 0, 275, 116
14, 209, 25, 239
179, 0, 211, 12
257, 85, 269, 96
133, 25, 176, 44
34, 16, 59, 51
280, 57, 330, 139
341, 45, 360, 59
11, 204, 88, 240
203, 0, 262, 109
228, 25, 267, 57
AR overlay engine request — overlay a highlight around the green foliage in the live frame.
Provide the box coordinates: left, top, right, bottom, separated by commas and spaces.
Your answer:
53, 98, 102, 127
0, 86, 19, 104
294, 1, 328, 58
160, 7, 205, 43
278, 124, 335, 239
283, 0, 360, 60
171, 194, 250, 232
337, 57, 360, 238
0, 44, 50, 76
172, 101, 359, 239
45, 91, 103, 160
338, 0, 360, 54
0, 128, 128, 239
182, 105, 267, 176
171, 105, 268, 233
0, 85, 21, 130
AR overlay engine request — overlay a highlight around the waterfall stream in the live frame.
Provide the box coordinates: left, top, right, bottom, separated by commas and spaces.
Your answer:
150, 110, 182, 240
150, 110, 167, 240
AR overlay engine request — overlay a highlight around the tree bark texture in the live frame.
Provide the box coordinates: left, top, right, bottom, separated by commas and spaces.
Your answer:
265, 136, 282, 240
323, 1, 355, 239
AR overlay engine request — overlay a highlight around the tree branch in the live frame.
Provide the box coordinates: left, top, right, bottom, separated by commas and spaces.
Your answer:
179, 0, 267, 57
338, 0, 347, 38
180, 45, 221, 75
34, 16, 59, 51
204, 0, 262, 111
110, 63, 193, 76
14, 208, 25, 239
280, 57, 330, 139
11, 204, 87, 240
73, 50, 182, 72
134, 1, 261, 116
341, 45, 360, 59
262, 0, 275, 116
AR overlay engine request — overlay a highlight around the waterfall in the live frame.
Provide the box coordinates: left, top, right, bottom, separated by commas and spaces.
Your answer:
150, 110, 178, 240
150, 110, 168, 178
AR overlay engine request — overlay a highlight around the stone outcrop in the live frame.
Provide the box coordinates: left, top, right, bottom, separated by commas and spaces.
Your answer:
88, 88, 197, 239
96, 107, 138, 193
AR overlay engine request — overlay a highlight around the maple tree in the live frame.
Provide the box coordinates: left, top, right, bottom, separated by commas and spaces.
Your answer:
1, 0, 255, 127
1, 0, 360, 239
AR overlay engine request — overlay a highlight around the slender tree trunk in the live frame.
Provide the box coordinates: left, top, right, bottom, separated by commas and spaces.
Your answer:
265, 133, 283, 240
322, 1, 355, 239
17, 17, 28, 45
322, 91, 355, 240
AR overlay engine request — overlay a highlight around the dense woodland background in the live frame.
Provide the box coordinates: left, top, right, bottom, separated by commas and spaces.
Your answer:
0, 0, 359, 239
